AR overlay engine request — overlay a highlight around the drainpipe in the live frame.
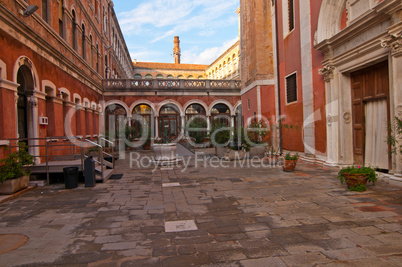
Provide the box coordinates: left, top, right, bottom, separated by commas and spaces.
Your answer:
274, 0, 283, 155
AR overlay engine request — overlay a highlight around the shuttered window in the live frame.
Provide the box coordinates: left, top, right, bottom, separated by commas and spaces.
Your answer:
288, 0, 294, 31
286, 73, 297, 103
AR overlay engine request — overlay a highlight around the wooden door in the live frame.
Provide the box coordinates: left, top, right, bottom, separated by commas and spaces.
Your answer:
351, 61, 390, 167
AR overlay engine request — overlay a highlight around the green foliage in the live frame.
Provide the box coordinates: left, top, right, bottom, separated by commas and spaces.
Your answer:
0, 143, 35, 183
388, 116, 402, 155
246, 120, 268, 145
284, 152, 298, 160
188, 119, 208, 144
211, 122, 231, 147
338, 166, 378, 184
349, 184, 367, 192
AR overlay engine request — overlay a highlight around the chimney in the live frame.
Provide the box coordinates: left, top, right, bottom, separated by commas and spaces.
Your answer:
173, 36, 181, 64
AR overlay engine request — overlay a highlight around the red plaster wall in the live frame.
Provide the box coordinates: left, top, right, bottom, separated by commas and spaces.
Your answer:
311, 0, 327, 155
0, 89, 16, 139
86, 110, 93, 137
277, 0, 304, 152
260, 85, 277, 121
64, 105, 76, 136
241, 88, 258, 124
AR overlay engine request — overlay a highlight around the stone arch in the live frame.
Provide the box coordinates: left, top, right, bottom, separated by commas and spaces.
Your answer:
58, 87, 71, 102
13, 56, 39, 92
208, 100, 235, 116
104, 99, 129, 115
316, 0, 346, 44
184, 100, 209, 116
90, 101, 97, 110
129, 100, 156, 115
156, 100, 184, 117
83, 97, 90, 108
73, 93, 82, 105
0, 59, 7, 79
233, 101, 242, 113
42, 80, 56, 96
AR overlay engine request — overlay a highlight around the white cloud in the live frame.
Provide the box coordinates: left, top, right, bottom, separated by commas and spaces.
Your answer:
181, 37, 239, 64
118, 0, 239, 40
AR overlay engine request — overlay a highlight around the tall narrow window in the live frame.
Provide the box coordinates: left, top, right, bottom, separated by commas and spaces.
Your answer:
82, 24, 86, 60
59, 0, 64, 38
72, 10, 77, 50
90, 35, 93, 67
42, 0, 48, 22
288, 0, 294, 32
286, 73, 297, 104
96, 44, 99, 73
105, 55, 108, 78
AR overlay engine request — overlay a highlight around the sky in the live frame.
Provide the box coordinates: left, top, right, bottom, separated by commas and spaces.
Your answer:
114, 0, 240, 65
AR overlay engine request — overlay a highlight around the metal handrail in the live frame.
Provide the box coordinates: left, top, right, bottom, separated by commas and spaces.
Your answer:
8, 136, 85, 185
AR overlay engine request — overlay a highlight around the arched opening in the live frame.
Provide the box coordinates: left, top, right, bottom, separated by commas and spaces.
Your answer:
16, 66, 34, 141
159, 104, 180, 141
131, 104, 154, 140
72, 10, 77, 50
105, 104, 127, 147
211, 103, 230, 126
82, 23, 86, 60
185, 104, 207, 143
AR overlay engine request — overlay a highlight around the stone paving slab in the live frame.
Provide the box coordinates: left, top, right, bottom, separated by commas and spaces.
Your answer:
0, 149, 401, 266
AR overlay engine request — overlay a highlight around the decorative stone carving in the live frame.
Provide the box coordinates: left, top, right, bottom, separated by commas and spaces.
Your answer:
27, 96, 38, 108
343, 112, 352, 124
397, 105, 402, 117
381, 31, 402, 55
319, 65, 335, 82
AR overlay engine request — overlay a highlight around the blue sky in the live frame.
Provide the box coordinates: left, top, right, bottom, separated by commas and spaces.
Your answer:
114, 0, 239, 65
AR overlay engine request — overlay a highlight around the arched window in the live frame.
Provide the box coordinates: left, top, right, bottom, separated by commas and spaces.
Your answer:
105, 55, 108, 78
177, 75, 184, 79
187, 75, 195, 79
156, 74, 164, 79
167, 74, 174, 79
134, 73, 142, 79
96, 44, 99, 73
145, 74, 153, 79
95, 0, 99, 17
72, 10, 77, 50
42, 0, 48, 22
82, 24, 86, 60
198, 75, 204, 79
59, 0, 64, 38
90, 35, 93, 67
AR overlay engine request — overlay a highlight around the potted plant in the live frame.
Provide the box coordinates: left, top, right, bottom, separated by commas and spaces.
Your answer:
0, 142, 35, 194
211, 122, 231, 158
338, 166, 378, 191
246, 120, 267, 158
282, 152, 298, 172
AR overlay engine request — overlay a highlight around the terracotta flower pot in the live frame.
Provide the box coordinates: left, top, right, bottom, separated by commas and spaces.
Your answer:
342, 173, 368, 189
283, 159, 297, 172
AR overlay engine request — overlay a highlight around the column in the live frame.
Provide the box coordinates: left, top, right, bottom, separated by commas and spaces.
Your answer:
319, 64, 339, 166
382, 29, 402, 173
181, 115, 185, 137
155, 116, 159, 138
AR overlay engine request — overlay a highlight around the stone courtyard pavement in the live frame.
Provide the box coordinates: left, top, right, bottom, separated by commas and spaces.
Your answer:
0, 149, 401, 267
